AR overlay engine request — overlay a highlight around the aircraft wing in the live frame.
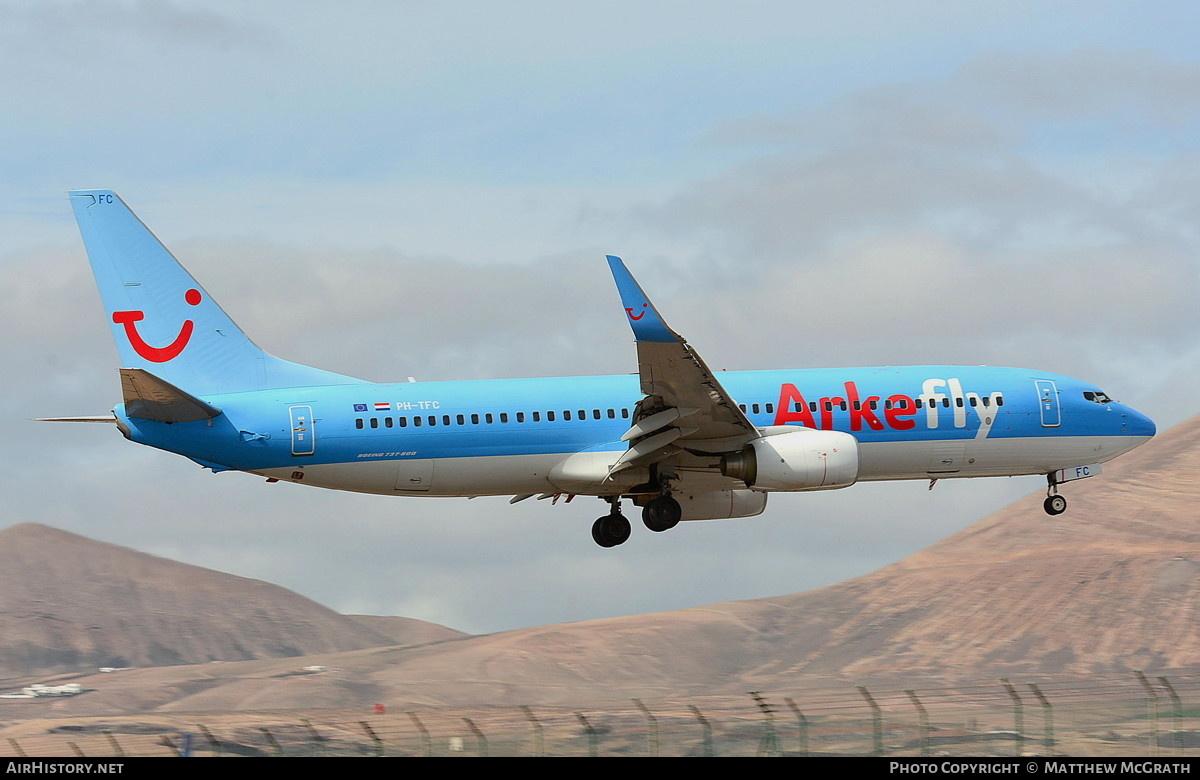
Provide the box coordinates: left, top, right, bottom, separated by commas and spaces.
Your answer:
606, 255, 757, 474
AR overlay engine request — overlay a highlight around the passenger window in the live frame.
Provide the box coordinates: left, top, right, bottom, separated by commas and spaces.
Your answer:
621, 408, 630, 419
485, 413, 494, 424
385, 417, 394, 428
499, 413, 509, 423
516, 412, 525, 423
414, 416, 423, 427
428, 416, 437, 426
370, 418, 379, 429
399, 417, 408, 427
607, 409, 615, 419
564, 410, 572, 421
355, 418, 364, 429
548, 411, 556, 421
443, 415, 451, 426
457, 414, 465, 425
533, 411, 541, 422
471, 413, 479, 424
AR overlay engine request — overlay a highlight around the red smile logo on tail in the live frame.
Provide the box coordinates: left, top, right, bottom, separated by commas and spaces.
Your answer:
112, 289, 202, 362
626, 303, 648, 321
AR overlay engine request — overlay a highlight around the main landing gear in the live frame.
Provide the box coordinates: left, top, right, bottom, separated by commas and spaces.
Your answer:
592, 494, 683, 547
642, 495, 682, 533
1043, 473, 1067, 516
592, 497, 632, 548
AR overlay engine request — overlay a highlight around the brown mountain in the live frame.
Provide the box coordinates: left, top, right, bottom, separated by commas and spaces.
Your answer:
0, 523, 421, 677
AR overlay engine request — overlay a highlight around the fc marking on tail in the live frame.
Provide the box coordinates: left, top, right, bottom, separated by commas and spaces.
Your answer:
111, 288, 202, 363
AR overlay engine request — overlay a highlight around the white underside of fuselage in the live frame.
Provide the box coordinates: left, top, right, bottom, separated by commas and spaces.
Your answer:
251, 434, 1150, 498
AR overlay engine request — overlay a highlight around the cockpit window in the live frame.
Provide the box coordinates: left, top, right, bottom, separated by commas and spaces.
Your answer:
1083, 390, 1114, 404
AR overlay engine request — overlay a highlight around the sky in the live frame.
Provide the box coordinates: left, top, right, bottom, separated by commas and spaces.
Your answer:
3, 1, 1200, 634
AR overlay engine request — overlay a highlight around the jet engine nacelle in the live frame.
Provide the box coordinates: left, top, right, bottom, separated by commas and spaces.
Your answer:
721, 428, 859, 491
675, 489, 767, 520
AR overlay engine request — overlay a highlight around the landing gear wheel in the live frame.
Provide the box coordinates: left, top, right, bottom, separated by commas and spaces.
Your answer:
642, 496, 682, 532
592, 514, 632, 547
1043, 495, 1067, 516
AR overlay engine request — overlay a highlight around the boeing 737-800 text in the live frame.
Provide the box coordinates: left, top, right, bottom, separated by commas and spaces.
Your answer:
43, 190, 1156, 547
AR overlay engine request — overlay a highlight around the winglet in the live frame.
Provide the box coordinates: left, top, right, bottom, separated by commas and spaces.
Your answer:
606, 255, 680, 343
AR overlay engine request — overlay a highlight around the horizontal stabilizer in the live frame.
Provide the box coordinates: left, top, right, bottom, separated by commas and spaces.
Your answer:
32, 415, 118, 423
121, 368, 222, 423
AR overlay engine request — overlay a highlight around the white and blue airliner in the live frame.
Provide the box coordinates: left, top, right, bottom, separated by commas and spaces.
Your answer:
44, 190, 1156, 547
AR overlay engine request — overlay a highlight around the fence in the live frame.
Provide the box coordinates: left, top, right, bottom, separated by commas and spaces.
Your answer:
3, 670, 1199, 757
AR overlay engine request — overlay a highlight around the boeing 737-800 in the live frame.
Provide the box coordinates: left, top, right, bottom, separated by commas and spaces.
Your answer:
43, 190, 1156, 547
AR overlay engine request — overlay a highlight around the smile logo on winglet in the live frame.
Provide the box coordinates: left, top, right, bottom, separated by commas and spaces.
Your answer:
112, 289, 202, 362
626, 303, 648, 321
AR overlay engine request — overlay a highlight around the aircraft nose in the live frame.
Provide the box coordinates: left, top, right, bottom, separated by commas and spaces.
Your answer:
1124, 407, 1156, 438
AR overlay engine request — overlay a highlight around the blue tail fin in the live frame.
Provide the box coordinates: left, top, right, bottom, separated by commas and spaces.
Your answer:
69, 190, 368, 396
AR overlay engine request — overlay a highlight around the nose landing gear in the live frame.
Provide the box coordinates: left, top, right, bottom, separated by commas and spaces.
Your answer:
1043, 494, 1067, 515
1043, 473, 1067, 516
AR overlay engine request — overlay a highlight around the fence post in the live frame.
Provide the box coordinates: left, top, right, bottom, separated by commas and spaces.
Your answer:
259, 727, 282, 756
905, 690, 928, 756
1028, 683, 1054, 755
1001, 679, 1024, 756
159, 735, 182, 757
520, 705, 544, 757
101, 729, 123, 758
574, 712, 598, 757
301, 718, 325, 756
784, 697, 809, 757
1158, 676, 1183, 752
689, 705, 713, 757
1134, 671, 1160, 756
857, 685, 883, 756
462, 717, 487, 757
406, 712, 431, 757
633, 698, 658, 757
359, 722, 384, 757
197, 724, 221, 757
750, 691, 780, 756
